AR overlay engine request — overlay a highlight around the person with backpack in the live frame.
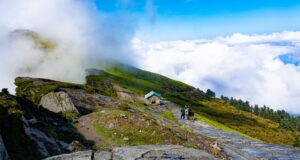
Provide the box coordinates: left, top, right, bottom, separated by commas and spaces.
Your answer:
187, 106, 195, 120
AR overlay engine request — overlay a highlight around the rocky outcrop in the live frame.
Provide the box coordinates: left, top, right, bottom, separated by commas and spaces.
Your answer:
113, 85, 144, 103
40, 92, 79, 114
59, 88, 119, 114
0, 134, 9, 160
44, 145, 217, 160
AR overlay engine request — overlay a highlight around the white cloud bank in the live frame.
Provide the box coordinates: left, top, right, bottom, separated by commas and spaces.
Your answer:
0, 0, 136, 93
132, 31, 300, 113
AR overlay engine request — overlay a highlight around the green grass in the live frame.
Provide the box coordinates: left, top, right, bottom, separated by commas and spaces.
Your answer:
90, 109, 212, 150
162, 111, 179, 124
195, 113, 259, 141
118, 103, 131, 111
62, 111, 79, 120
92, 110, 165, 148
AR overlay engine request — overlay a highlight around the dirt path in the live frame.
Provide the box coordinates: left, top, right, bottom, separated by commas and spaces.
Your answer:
172, 107, 300, 160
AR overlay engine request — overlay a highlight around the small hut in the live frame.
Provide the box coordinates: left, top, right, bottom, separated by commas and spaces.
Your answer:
144, 91, 163, 105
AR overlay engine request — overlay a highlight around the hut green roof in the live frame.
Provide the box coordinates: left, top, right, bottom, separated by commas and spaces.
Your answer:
144, 91, 162, 99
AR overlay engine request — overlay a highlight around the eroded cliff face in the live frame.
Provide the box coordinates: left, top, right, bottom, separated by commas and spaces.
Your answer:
0, 85, 89, 159
0, 134, 9, 160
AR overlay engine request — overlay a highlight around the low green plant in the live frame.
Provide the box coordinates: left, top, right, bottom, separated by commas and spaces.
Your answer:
294, 137, 300, 147
62, 111, 79, 120
118, 104, 131, 111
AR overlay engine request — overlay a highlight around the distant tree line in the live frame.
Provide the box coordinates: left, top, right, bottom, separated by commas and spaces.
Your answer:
220, 95, 300, 132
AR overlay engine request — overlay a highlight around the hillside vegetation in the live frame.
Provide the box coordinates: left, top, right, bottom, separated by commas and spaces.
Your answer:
86, 62, 300, 146
196, 100, 298, 145
86, 62, 207, 106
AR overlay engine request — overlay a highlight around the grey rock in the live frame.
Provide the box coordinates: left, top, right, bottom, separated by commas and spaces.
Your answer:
58, 88, 119, 114
112, 145, 216, 160
138, 147, 216, 160
22, 116, 68, 157
94, 150, 112, 160
116, 92, 133, 102
68, 141, 86, 152
45, 145, 217, 160
40, 92, 79, 113
28, 117, 38, 125
43, 150, 93, 160
0, 134, 9, 160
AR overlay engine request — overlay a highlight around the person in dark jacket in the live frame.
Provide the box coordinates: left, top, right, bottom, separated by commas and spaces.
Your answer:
180, 107, 186, 120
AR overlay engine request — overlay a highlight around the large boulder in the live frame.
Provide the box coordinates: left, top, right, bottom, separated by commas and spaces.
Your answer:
40, 92, 79, 114
43, 150, 93, 160
0, 134, 9, 160
44, 145, 217, 160
58, 88, 119, 114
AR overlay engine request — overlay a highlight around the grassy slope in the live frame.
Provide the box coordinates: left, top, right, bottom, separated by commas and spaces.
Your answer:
86, 62, 207, 107
91, 108, 210, 149
196, 100, 298, 145
87, 62, 299, 146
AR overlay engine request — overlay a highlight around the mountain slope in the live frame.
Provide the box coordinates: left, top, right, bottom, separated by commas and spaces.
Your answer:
1, 61, 300, 159
5, 76, 225, 159
86, 62, 300, 146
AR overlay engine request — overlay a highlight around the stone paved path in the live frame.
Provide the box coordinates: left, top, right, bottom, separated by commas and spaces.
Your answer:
172, 108, 300, 160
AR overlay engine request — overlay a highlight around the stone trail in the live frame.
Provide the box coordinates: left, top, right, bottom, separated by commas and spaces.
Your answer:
172, 108, 300, 160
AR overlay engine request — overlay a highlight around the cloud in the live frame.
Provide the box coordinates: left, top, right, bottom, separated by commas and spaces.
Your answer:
132, 31, 300, 113
0, 0, 136, 93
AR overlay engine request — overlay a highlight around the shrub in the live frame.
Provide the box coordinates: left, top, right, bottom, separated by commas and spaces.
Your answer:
119, 104, 131, 111
294, 137, 300, 147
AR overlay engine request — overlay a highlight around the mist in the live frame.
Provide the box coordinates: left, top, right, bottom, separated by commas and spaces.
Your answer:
0, 0, 136, 93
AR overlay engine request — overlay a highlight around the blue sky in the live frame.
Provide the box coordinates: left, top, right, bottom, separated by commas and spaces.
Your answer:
94, 0, 300, 41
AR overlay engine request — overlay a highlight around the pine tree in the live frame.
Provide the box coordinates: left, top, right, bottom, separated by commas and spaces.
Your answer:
253, 105, 259, 115
205, 89, 215, 99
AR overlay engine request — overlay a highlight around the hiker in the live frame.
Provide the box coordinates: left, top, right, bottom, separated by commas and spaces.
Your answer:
187, 106, 195, 120
185, 106, 189, 120
180, 107, 186, 120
